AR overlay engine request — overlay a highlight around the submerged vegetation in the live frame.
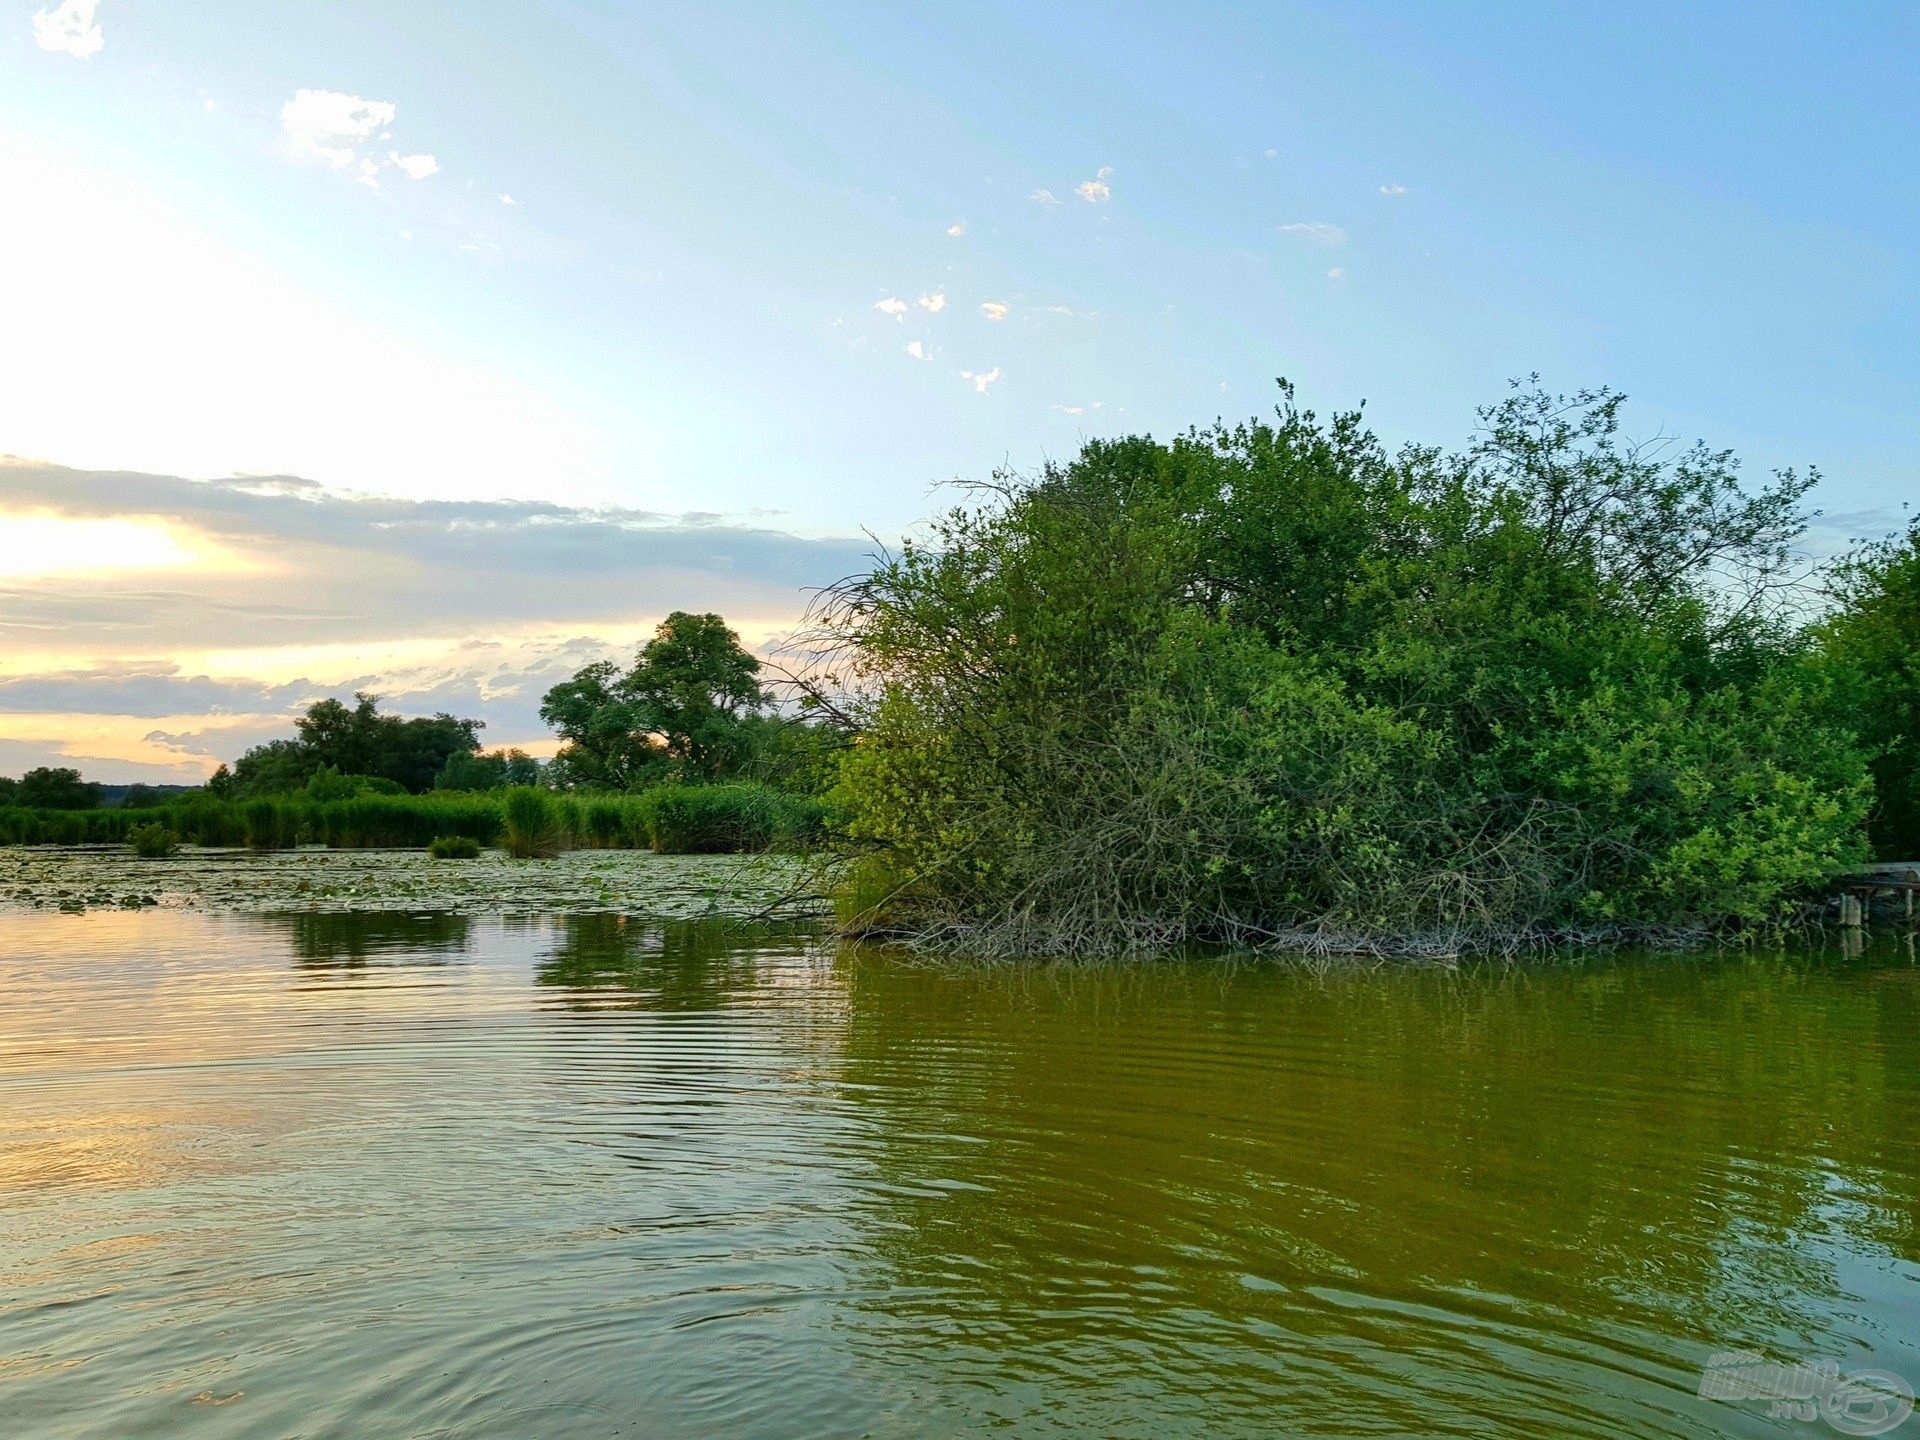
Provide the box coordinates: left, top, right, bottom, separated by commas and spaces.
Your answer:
808, 382, 1884, 957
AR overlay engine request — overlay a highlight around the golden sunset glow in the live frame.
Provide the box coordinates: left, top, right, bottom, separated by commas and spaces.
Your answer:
0, 511, 248, 580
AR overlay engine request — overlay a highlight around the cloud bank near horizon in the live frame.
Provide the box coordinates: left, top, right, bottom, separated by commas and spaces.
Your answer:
0, 458, 875, 782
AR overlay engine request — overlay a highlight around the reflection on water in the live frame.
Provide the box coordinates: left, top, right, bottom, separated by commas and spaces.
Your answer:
271, 910, 476, 967
0, 910, 1915, 1438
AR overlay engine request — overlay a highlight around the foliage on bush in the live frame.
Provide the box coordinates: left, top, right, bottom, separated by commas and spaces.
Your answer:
127, 822, 181, 858
814, 382, 1872, 955
1814, 515, 1920, 859
427, 834, 482, 859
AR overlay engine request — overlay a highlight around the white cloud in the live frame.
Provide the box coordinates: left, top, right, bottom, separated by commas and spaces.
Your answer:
1074, 166, 1113, 203
959, 366, 1001, 395
905, 340, 929, 361
1030, 188, 1060, 206
31, 0, 102, 58
500, 193, 517, 206
1326, 267, 1346, 280
873, 296, 909, 320
389, 151, 440, 181
1052, 404, 1084, 416
1264, 148, 1277, 160
979, 301, 1010, 322
1279, 221, 1347, 246
1379, 183, 1408, 196
916, 290, 946, 314
281, 90, 398, 169
946, 220, 966, 237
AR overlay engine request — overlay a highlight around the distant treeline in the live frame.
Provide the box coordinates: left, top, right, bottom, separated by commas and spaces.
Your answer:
0, 610, 843, 857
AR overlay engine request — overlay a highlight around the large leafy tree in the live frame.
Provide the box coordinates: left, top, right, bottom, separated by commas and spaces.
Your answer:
541, 612, 769, 787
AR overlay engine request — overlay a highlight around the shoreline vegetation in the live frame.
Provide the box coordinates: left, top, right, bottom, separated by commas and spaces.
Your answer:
0, 783, 831, 857
800, 382, 1917, 960
5, 382, 1918, 962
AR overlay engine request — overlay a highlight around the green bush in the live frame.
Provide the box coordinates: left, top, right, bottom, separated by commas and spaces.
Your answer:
820, 383, 1870, 955
1814, 515, 1920, 859
427, 834, 482, 859
126, 822, 181, 858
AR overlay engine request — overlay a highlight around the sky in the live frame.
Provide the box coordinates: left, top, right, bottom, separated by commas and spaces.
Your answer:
1, 1, 1915, 781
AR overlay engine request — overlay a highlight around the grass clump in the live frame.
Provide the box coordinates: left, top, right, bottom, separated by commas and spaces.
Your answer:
638, 783, 827, 854
427, 834, 482, 859
127, 822, 181, 858
502, 786, 567, 859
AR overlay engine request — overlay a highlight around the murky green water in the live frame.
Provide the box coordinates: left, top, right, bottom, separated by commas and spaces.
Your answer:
1, 910, 1915, 1438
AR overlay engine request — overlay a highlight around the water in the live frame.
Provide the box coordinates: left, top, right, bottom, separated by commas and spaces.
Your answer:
1, 909, 1915, 1438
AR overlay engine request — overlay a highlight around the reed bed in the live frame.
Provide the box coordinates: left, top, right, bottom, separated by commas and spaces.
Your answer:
0, 783, 831, 856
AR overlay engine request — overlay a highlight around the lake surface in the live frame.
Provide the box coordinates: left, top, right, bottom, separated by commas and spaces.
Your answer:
1, 909, 1915, 1438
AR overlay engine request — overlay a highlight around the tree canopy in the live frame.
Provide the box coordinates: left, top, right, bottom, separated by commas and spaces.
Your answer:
542, 611, 773, 787
229, 694, 484, 795
0, 767, 104, 810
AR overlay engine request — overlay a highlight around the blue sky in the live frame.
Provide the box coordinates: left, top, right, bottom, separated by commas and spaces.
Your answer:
1, 1, 1915, 777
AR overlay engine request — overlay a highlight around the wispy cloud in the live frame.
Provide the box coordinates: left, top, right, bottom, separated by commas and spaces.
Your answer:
1378, 183, 1408, 196
281, 90, 398, 169
1279, 221, 1347, 246
1030, 188, 1060, 206
916, 290, 947, 314
1326, 267, 1346, 280
31, 0, 102, 58
1074, 166, 1114, 203
979, 301, 1010, 322
959, 366, 1001, 395
873, 296, 909, 320
946, 220, 966, 237
388, 151, 440, 181
905, 339, 929, 361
